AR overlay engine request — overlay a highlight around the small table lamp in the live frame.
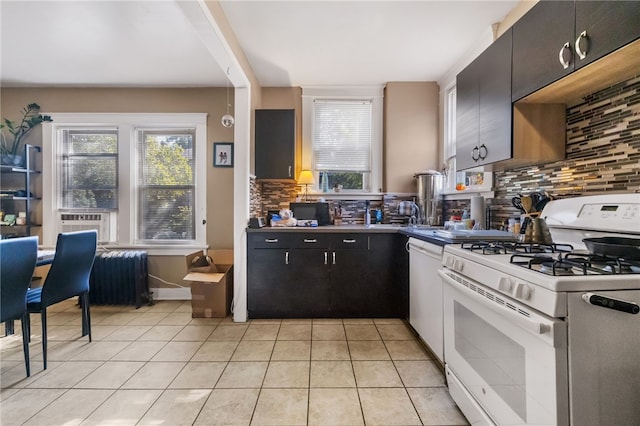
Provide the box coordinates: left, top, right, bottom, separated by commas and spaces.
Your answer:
297, 170, 315, 202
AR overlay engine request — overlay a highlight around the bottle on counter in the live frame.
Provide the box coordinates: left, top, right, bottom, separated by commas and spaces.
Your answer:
365, 200, 371, 227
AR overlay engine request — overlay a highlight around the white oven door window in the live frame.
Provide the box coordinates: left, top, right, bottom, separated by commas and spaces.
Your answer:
441, 269, 569, 426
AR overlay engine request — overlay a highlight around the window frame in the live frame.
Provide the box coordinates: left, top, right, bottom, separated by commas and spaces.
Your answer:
60, 128, 119, 211
42, 113, 207, 254
302, 86, 384, 195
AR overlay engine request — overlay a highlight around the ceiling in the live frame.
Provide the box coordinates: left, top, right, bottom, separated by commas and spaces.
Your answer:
0, 0, 518, 88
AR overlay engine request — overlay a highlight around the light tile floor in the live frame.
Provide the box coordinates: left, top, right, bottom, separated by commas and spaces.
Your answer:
0, 299, 468, 426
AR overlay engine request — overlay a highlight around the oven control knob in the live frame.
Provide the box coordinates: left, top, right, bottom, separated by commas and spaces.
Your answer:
498, 277, 513, 292
514, 282, 532, 300
453, 259, 464, 272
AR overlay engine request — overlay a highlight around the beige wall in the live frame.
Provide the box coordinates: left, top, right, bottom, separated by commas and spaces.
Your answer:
255, 85, 440, 194
1, 87, 234, 291
384, 82, 440, 193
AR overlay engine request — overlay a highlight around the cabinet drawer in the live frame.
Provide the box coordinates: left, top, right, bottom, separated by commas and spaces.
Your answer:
248, 233, 293, 249
332, 234, 369, 250
291, 234, 332, 249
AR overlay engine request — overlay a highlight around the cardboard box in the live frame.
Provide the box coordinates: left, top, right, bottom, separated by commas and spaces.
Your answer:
183, 250, 233, 318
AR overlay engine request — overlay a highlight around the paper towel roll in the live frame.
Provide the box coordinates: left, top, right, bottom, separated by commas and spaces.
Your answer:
470, 196, 486, 229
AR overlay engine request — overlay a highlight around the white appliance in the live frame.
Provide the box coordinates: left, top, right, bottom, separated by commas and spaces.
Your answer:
59, 212, 116, 242
440, 193, 640, 426
409, 237, 445, 363
408, 229, 518, 365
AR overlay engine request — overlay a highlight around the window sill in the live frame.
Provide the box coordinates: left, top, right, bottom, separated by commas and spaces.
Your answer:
306, 192, 384, 201
97, 243, 208, 256
442, 189, 495, 200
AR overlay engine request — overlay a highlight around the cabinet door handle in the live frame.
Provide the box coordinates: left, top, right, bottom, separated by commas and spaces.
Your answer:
478, 144, 488, 160
303, 239, 317, 243
559, 42, 572, 69
342, 239, 356, 243
575, 30, 588, 60
265, 238, 278, 243
332, 252, 336, 265
288, 165, 292, 177
324, 252, 328, 265
471, 146, 480, 162
285, 251, 289, 265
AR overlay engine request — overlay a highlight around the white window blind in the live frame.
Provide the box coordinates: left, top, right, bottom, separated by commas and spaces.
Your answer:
313, 99, 372, 172
137, 129, 196, 241
61, 128, 118, 210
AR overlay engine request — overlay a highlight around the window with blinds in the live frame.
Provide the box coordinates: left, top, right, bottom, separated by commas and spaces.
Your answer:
137, 129, 195, 241
312, 99, 372, 191
61, 129, 118, 209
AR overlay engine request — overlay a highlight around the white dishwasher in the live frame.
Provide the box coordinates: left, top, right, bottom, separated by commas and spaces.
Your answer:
408, 237, 444, 364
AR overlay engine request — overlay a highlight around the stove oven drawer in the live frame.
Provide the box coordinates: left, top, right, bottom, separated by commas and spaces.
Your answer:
440, 268, 569, 426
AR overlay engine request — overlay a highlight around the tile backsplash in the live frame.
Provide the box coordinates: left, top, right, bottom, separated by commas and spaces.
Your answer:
249, 179, 420, 225
489, 74, 640, 228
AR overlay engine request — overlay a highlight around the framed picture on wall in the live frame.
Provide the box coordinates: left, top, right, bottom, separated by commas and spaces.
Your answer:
213, 142, 233, 168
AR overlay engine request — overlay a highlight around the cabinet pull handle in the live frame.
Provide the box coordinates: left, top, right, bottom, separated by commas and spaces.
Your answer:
471, 146, 480, 162
575, 30, 588, 60
324, 252, 328, 265
288, 165, 292, 177
303, 239, 317, 243
285, 251, 289, 265
558, 42, 572, 69
265, 238, 278, 243
342, 239, 356, 243
332, 252, 336, 265
478, 144, 488, 160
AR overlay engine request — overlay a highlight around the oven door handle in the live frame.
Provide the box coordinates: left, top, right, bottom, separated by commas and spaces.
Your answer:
439, 269, 555, 340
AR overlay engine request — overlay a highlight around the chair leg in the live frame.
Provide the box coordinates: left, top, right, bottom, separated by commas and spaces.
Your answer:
81, 292, 92, 342
21, 314, 31, 377
5, 320, 15, 335
41, 308, 48, 370
25, 313, 31, 343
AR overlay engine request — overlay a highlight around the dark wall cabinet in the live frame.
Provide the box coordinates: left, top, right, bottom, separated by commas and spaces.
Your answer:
512, 0, 640, 102
247, 232, 408, 318
456, 29, 513, 170
255, 109, 295, 180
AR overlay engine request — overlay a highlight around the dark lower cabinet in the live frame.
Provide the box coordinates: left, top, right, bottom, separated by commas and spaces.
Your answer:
247, 232, 408, 318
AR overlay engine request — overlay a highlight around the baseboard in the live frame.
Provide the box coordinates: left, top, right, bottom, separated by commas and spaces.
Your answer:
152, 287, 191, 300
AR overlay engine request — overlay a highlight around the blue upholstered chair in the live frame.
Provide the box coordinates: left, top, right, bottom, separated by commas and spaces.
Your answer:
26, 230, 97, 369
0, 236, 38, 377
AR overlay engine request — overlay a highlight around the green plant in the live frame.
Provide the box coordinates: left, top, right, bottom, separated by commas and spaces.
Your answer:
0, 103, 52, 155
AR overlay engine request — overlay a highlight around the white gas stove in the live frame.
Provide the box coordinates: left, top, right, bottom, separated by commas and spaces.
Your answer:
440, 194, 640, 426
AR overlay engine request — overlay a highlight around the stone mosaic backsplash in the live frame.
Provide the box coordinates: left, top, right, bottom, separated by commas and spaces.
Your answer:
250, 179, 423, 225
489, 74, 640, 228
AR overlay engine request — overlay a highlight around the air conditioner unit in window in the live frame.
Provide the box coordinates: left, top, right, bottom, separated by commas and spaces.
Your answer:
59, 212, 116, 243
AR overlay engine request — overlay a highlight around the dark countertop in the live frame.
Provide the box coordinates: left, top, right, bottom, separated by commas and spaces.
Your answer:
247, 224, 451, 246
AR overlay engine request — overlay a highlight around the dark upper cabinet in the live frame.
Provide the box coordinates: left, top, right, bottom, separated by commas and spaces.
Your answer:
255, 109, 295, 180
574, 1, 640, 70
512, 1, 575, 102
512, 1, 640, 102
455, 56, 480, 171
456, 29, 513, 170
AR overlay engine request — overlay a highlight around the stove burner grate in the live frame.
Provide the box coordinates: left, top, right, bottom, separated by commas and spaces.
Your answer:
462, 241, 574, 255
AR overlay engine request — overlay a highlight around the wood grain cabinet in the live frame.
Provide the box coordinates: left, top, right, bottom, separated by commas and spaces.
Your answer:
456, 29, 512, 170
247, 232, 408, 318
512, 0, 640, 102
254, 109, 295, 180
